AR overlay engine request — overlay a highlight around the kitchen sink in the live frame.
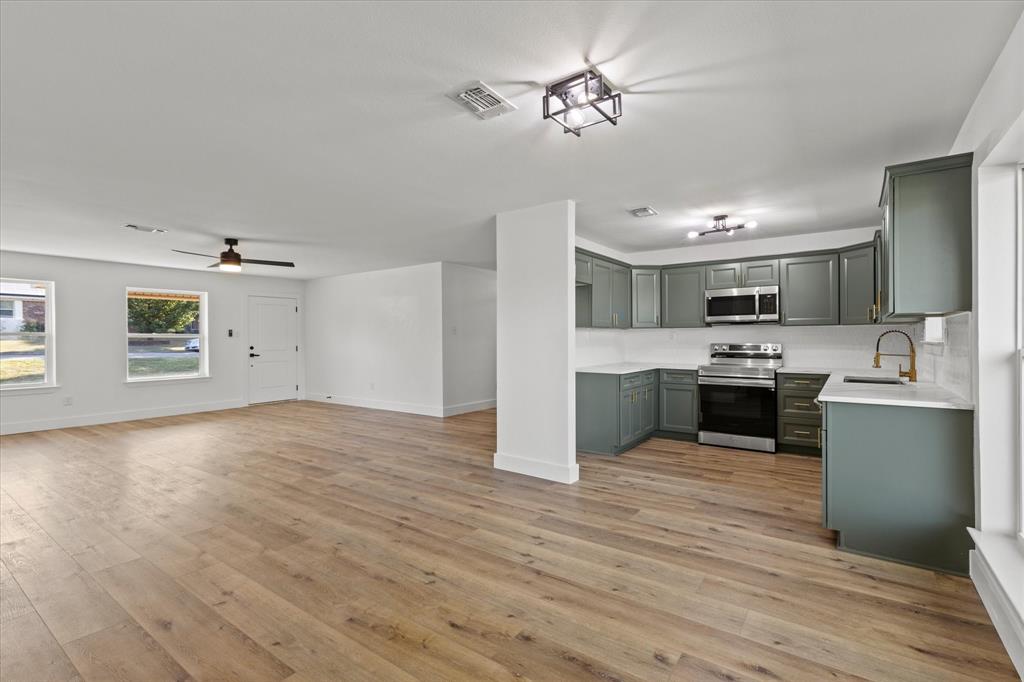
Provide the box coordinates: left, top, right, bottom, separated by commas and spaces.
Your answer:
843, 375, 906, 385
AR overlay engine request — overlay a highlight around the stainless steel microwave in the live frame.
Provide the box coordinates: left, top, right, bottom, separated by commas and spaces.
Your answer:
705, 286, 779, 324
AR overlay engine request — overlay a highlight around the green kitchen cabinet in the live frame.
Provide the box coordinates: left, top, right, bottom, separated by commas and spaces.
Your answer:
575, 252, 593, 285
591, 258, 613, 327
879, 153, 972, 319
821, 401, 975, 574
631, 269, 661, 328
661, 266, 705, 328
872, 229, 883, 323
577, 371, 656, 455
640, 383, 658, 435
659, 370, 698, 434
706, 259, 778, 289
611, 264, 631, 328
839, 244, 876, 325
780, 253, 839, 326
619, 389, 642, 445
741, 259, 779, 286
776, 373, 827, 455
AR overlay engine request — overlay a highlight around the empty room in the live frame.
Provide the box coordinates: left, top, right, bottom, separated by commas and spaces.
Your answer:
1, 1, 1023, 680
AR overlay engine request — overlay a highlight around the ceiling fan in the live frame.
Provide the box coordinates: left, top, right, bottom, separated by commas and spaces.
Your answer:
172, 238, 295, 272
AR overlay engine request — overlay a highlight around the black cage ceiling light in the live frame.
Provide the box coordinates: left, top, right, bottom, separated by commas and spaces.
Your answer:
542, 69, 622, 137
688, 215, 759, 239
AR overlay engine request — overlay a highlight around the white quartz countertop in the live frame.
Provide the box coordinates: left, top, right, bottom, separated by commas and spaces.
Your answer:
815, 369, 973, 411
575, 362, 698, 375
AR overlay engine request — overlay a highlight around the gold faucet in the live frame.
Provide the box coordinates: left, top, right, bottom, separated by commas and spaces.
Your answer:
872, 329, 917, 382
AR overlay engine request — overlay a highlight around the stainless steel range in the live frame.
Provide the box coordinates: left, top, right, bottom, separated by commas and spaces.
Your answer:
698, 342, 782, 453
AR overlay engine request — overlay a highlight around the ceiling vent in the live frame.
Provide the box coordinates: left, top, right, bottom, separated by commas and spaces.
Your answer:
447, 81, 517, 120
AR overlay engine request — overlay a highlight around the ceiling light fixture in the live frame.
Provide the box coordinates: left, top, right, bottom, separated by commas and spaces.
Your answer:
629, 207, 658, 218
125, 223, 166, 233
542, 68, 621, 137
692, 214, 759, 239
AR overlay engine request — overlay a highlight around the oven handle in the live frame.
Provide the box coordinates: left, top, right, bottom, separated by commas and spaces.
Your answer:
698, 376, 776, 389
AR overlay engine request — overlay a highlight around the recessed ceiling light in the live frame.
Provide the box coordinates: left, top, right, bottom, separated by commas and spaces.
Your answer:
629, 207, 658, 218
125, 223, 166, 233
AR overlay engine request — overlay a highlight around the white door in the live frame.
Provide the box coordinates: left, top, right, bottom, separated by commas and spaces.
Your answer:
247, 296, 298, 404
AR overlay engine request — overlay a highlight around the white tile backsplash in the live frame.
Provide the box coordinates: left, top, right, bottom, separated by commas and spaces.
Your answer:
919, 311, 972, 401
577, 323, 933, 378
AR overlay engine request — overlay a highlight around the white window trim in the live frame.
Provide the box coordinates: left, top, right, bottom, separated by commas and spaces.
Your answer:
125, 287, 209, 384
0, 278, 56, 391
1016, 164, 1023, 543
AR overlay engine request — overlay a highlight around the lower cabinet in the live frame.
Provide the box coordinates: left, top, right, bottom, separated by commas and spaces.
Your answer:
776, 373, 828, 454
577, 369, 679, 454
659, 383, 698, 434
821, 401, 974, 575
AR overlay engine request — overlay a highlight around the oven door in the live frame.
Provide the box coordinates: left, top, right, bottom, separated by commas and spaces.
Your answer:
705, 288, 758, 323
698, 376, 777, 451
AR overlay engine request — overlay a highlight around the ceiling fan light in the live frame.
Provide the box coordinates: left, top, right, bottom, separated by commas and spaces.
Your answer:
218, 262, 242, 273
687, 231, 699, 239
745, 220, 758, 229
726, 229, 735, 236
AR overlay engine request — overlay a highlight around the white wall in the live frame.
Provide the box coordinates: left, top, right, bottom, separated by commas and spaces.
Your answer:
495, 200, 578, 484
0, 250, 305, 434
441, 263, 496, 416
305, 262, 445, 416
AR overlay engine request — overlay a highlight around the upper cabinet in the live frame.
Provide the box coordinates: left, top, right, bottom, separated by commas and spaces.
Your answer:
610, 264, 631, 328
661, 266, 705, 328
589, 256, 631, 328
780, 253, 839, 326
839, 244, 876, 325
631, 269, 661, 328
705, 259, 778, 289
575, 252, 593, 285
879, 153, 973, 319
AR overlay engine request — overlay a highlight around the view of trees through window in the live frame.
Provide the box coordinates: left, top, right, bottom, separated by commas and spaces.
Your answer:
0, 279, 52, 387
126, 290, 204, 379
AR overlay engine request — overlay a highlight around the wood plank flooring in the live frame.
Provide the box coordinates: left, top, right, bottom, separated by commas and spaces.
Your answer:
0, 401, 1016, 681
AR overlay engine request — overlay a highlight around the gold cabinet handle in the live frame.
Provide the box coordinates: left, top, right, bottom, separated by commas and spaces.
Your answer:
794, 401, 810, 407
817, 427, 821, 448
793, 380, 810, 385
794, 430, 811, 436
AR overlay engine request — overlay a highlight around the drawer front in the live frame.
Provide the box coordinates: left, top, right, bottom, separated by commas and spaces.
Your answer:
660, 369, 696, 385
779, 393, 823, 419
778, 419, 822, 447
779, 374, 828, 391
642, 371, 658, 386
620, 374, 644, 391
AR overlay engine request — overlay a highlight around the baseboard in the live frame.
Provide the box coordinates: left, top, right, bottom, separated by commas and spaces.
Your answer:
442, 398, 496, 417
493, 451, 579, 484
308, 392, 445, 418
0, 399, 247, 435
969, 533, 1024, 676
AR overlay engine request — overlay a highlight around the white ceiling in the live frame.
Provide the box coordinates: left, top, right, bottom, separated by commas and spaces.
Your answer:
2, 1, 1020, 279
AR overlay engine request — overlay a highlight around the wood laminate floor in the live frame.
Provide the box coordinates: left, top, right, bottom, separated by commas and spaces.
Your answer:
0, 401, 1016, 681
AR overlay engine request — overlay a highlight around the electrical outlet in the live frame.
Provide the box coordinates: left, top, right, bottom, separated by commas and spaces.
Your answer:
62, 396, 73, 407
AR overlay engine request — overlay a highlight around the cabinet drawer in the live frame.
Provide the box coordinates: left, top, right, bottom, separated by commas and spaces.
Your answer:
778, 374, 828, 391
642, 371, 657, 386
778, 419, 822, 448
660, 369, 696, 385
620, 374, 644, 391
779, 393, 823, 419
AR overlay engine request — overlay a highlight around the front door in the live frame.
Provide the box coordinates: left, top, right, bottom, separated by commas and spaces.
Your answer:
247, 296, 298, 404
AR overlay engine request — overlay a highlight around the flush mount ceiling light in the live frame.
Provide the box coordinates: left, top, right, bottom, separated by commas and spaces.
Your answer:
542, 68, 621, 137
629, 206, 658, 218
125, 223, 167, 233
689, 214, 758, 239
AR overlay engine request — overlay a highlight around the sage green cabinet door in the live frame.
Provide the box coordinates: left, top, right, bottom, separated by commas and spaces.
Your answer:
611, 264, 631, 328
705, 263, 742, 289
575, 252, 593, 284
659, 384, 698, 433
631, 269, 661, 327
741, 259, 779, 286
591, 259, 613, 328
661, 266, 705, 327
619, 390, 633, 446
892, 165, 972, 315
839, 245, 876, 325
641, 385, 657, 434
780, 253, 839, 326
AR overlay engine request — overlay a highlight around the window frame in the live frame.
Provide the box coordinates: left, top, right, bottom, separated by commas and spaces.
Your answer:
1016, 164, 1023, 542
125, 287, 209, 383
0, 278, 56, 391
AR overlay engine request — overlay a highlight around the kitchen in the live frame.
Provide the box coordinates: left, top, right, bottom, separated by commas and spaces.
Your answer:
575, 151, 976, 575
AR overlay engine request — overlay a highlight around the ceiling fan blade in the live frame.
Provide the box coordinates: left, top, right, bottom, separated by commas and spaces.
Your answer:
172, 249, 218, 258
207, 263, 221, 269
240, 258, 295, 267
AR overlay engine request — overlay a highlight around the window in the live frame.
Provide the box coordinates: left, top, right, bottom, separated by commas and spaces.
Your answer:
1017, 165, 1024, 540
0, 279, 55, 388
126, 288, 207, 381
